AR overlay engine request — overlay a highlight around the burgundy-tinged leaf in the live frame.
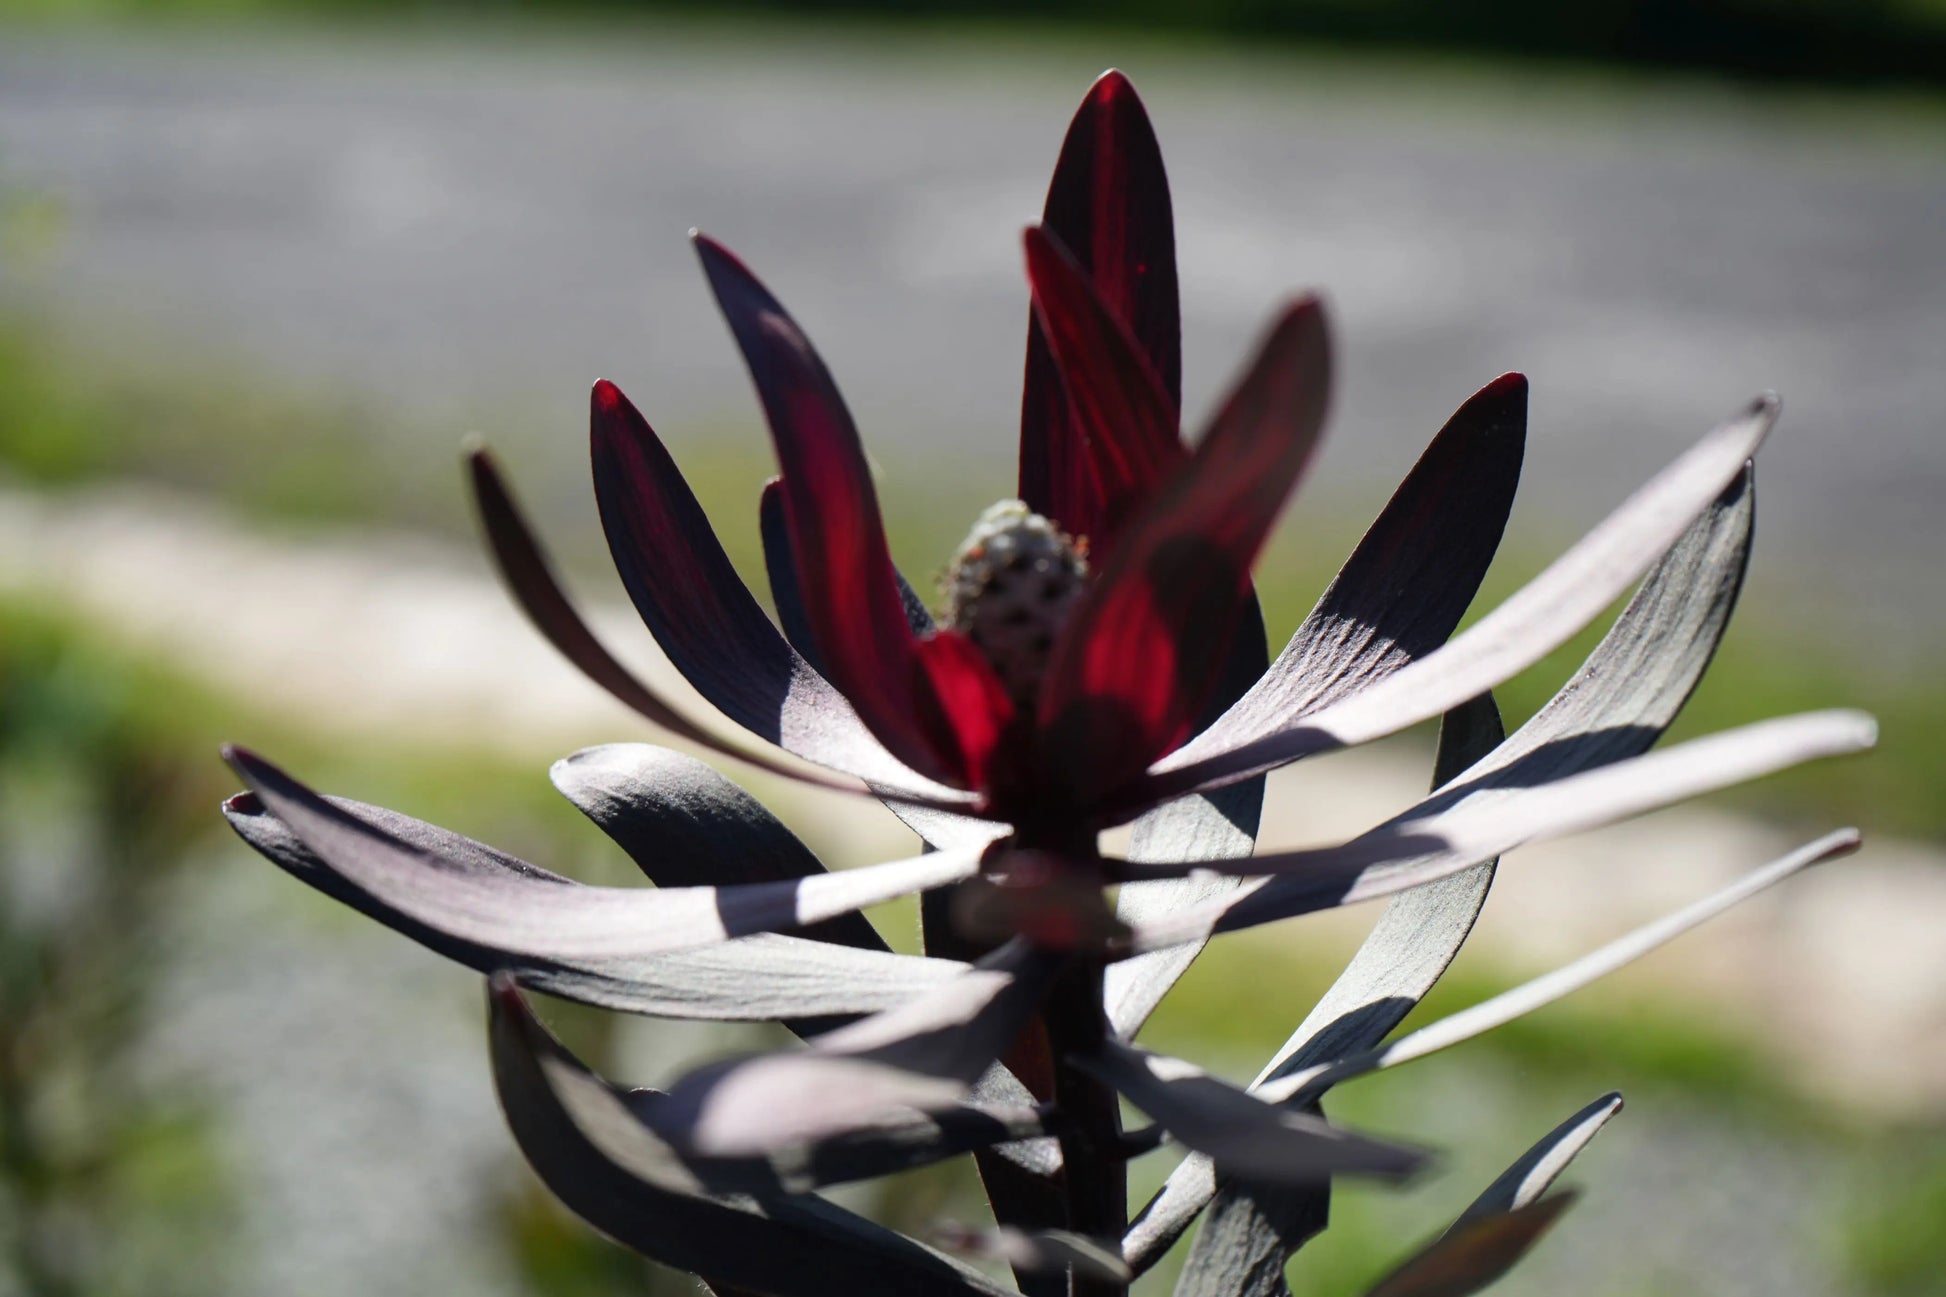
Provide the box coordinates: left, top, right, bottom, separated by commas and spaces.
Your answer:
761, 480, 1008, 854
912, 630, 1017, 794
223, 791, 969, 1022
488, 979, 1014, 1297
646, 940, 1064, 1159
1362, 1195, 1578, 1297
591, 379, 805, 741
1021, 67, 1180, 542
1036, 298, 1331, 809
468, 446, 974, 811
695, 233, 982, 789
225, 745, 982, 960
760, 478, 935, 678
1071, 1041, 1427, 1184
1142, 394, 1780, 808
1023, 224, 1185, 553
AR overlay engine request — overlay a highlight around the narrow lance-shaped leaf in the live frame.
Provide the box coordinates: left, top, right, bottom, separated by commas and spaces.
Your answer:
1140, 395, 1778, 809
644, 939, 1065, 1159
1110, 371, 1528, 1044
1023, 223, 1185, 551
1128, 828, 1855, 1277
587, 381, 967, 800
1116, 710, 1874, 951
488, 978, 1015, 1297
223, 790, 970, 1021
1256, 829, 1860, 1106
1461, 1092, 1623, 1222
1071, 1041, 1428, 1185
1022, 67, 1180, 543
1037, 297, 1332, 809
467, 445, 974, 810
696, 232, 1010, 789
548, 743, 885, 954
1362, 1195, 1578, 1297
1151, 695, 1504, 1291
226, 744, 981, 961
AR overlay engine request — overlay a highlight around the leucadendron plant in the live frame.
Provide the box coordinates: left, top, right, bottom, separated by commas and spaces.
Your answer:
222, 71, 1874, 1297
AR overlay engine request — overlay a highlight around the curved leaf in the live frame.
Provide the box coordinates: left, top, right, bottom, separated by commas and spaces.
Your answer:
1072, 1041, 1427, 1184
1037, 297, 1331, 809
695, 233, 1004, 789
225, 745, 981, 961
1461, 1093, 1622, 1222
1117, 711, 1873, 950
549, 743, 885, 953
1363, 1195, 1578, 1297
467, 446, 974, 810
645, 940, 1063, 1158
223, 790, 969, 1020
1021, 67, 1180, 542
489, 979, 1014, 1297
1142, 395, 1779, 809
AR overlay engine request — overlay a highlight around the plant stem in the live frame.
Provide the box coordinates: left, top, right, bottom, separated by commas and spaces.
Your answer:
1043, 957, 1127, 1297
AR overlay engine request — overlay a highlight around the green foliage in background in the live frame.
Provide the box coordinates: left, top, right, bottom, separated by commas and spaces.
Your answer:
0, 606, 239, 1296
3, 0, 1946, 88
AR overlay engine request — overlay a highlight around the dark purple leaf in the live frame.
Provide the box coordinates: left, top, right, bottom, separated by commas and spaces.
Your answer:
489, 978, 1014, 1297
1118, 711, 1874, 949
1461, 1093, 1622, 1222
760, 478, 935, 677
549, 742, 885, 953
223, 790, 970, 1021
695, 233, 1006, 789
644, 940, 1064, 1158
1141, 395, 1780, 808
1071, 1041, 1427, 1184
468, 445, 974, 810
225, 745, 981, 960
1362, 1195, 1579, 1297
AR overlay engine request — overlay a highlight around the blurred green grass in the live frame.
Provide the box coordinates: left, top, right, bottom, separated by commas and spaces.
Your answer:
2, 312, 1935, 841
2, 0, 1945, 92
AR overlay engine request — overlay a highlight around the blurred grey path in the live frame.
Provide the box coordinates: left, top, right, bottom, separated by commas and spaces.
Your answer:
2, 24, 1944, 651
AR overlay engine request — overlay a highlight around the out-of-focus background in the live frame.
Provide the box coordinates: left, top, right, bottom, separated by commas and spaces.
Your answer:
2, 2, 1943, 1294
